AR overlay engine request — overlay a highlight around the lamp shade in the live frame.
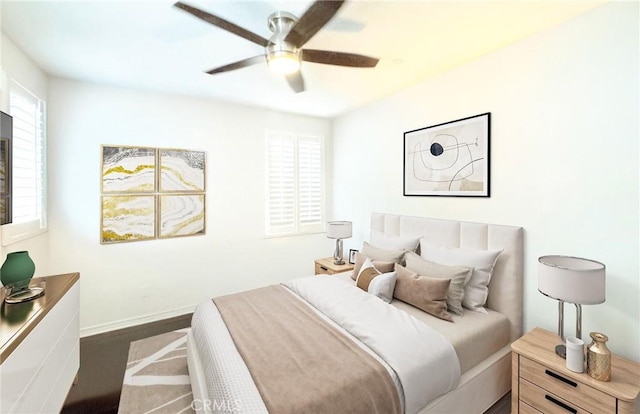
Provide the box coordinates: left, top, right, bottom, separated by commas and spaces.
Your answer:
327, 221, 352, 239
538, 255, 605, 305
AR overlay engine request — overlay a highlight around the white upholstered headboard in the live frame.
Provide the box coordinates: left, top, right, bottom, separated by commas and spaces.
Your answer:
371, 213, 524, 342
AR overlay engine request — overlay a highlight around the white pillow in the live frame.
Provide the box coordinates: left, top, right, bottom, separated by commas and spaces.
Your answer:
368, 271, 397, 303
370, 230, 420, 251
420, 240, 502, 314
355, 258, 397, 303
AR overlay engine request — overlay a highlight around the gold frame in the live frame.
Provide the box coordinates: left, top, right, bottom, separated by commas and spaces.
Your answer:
101, 145, 157, 194
159, 148, 206, 193
158, 194, 206, 239
100, 195, 156, 244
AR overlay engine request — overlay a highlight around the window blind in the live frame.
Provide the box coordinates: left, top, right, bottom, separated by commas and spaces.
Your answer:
2, 81, 47, 244
265, 131, 324, 236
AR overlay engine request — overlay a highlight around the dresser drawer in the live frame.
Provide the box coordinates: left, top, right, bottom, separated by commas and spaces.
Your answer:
519, 400, 543, 414
520, 356, 616, 413
520, 379, 591, 414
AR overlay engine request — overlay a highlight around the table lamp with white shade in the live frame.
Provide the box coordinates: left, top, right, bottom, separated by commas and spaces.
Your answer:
538, 255, 606, 358
326, 221, 352, 265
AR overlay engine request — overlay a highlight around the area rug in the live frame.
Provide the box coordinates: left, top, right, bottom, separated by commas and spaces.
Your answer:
118, 328, 195, 414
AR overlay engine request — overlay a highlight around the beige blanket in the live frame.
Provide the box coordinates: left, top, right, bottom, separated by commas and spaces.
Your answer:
213, 285, 401, 414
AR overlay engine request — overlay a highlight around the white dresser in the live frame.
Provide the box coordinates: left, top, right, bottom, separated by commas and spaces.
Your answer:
0, 273, 80, 413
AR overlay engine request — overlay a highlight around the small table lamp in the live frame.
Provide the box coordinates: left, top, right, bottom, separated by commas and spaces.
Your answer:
538, 255, 606, 358
327, 221, 352, 265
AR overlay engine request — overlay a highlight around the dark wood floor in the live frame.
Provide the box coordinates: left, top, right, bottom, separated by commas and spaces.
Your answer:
61, 313, 510, 414
61, 313, 192, 414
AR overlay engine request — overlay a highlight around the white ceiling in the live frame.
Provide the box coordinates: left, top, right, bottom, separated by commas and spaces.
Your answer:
1, 0, 604, 118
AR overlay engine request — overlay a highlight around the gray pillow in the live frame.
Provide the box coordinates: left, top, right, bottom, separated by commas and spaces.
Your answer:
404, 251, 472, 315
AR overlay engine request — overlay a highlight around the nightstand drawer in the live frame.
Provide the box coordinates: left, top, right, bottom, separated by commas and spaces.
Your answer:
314, 257, 354, 275
315, 262, 334, 275
520, 379, 590, 414
520, 356, 616, 412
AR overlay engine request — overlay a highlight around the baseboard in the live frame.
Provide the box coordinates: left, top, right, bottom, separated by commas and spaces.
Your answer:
79, 305, 195, 338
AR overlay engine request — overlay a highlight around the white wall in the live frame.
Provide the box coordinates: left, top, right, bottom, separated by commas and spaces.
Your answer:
46, 79, 333, 335
0, 34, 51, 275
3, 1, 638, 361
332, 2, 639, 361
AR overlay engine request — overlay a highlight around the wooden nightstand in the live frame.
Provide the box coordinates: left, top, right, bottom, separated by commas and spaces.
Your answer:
511, 327, 640, 414
314, 257, 354, 275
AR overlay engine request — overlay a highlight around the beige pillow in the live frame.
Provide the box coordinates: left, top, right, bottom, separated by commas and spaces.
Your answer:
351, 252, 395, 280
404, 251, 472, 315
393, 264, 453, 322
362, 241, 406, 262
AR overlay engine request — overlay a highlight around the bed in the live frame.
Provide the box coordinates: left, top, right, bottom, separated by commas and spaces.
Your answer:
187, 213, 524, 413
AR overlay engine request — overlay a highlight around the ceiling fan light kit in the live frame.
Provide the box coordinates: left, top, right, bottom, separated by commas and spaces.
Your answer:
174, 0, 379, 93
266, 12, 301, 75
267, 51, 301, 75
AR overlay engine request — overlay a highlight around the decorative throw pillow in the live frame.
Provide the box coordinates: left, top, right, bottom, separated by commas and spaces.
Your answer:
362, 242, 406, 263
393, 264, 453, 322
370, 231, 420, 252
355, 258, 381, 291
404, 251, 473, 315
351, 252, 396, 280
420, 240, 502, 314
368, 271, 397, 303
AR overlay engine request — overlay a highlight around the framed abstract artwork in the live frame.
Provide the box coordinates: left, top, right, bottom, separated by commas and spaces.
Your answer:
403, 113, 490, 197
159, 194, 205, 238
101, 146, 157, 193
100, 145, 207, 244
101, 195, 156, 243
159, 149, 206, 192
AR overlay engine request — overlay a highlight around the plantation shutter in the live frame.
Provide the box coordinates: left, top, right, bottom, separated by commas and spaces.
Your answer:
297, 136, 322, 226
265, 131, 324, 236
2, 81, 47, 244
266, 132, 296, 235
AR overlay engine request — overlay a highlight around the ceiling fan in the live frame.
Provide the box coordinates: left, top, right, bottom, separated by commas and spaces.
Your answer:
174, 1, 379, 93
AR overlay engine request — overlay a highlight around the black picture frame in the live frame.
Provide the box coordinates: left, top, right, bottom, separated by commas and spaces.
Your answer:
348, 249, 358, 264
403, 112, 490, 197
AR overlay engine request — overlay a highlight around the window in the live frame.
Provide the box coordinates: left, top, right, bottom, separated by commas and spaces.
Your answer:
265, 130, 324, 236
2, 81, 47, 244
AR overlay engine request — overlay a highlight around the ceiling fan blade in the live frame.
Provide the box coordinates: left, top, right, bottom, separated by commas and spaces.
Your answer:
174, 2, 269, 47
285, 0, 346, 48
206, 55, 265, 75
285, 72, 305, 93
302, 49, 378, 68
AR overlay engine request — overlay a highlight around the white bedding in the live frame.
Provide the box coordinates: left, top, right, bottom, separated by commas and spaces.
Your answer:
285, 276, 460, 414
191, 300, 267, 413
191, 276, 461, 414
334, 272, 511, 373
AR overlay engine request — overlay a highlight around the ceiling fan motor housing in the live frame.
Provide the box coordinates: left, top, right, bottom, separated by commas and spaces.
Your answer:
174, 0, 379, 92
266, 11, 301, 72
